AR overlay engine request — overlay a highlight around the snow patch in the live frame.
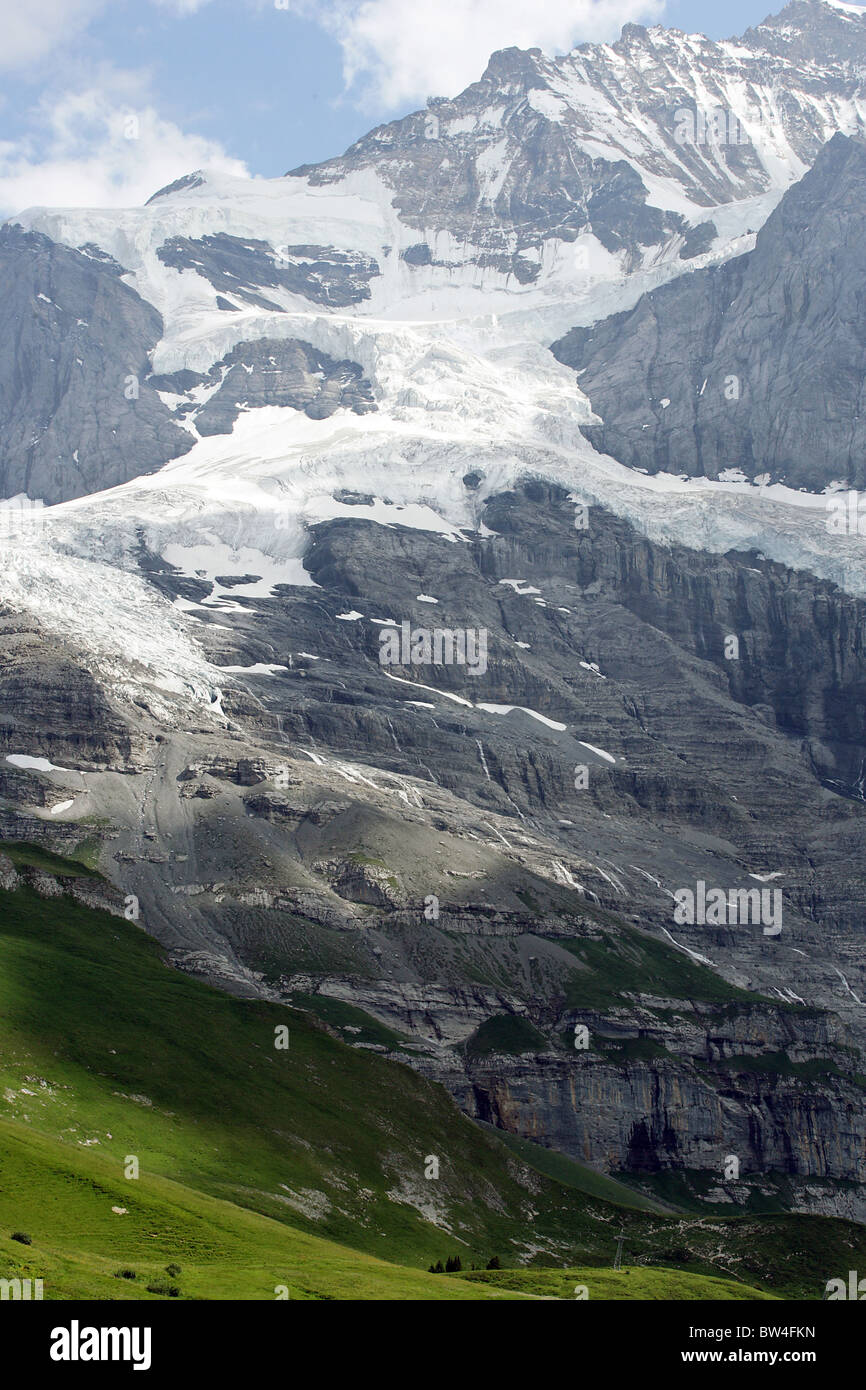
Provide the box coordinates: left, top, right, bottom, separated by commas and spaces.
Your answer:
6, 754, 79, 774
578, 741, 616, 764
477, 703, 567, 732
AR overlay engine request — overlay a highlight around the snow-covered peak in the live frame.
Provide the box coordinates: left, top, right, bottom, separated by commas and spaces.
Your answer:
287, 0, 866, 233
4, 0, 866, 716
10, 0, 866, 351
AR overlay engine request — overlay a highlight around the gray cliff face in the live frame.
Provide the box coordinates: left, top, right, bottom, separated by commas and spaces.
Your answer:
4, 481, 866, 1212
135, 483, 866, 1208
457, 1053, 866, 1184
156, 232, 380, 309
0, 608, 142, 773
0, 852, 128, 918
0, 224, 377, 504
552, 132, 866, 491
0, 227, 195, 505
151, 337, 376, 434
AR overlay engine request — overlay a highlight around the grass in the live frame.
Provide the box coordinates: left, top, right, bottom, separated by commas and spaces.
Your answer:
466, 1014, 548, 1057
0, 882, 589, 1271
0, 1120, 776, 1300
474, 1123, 670, 1213
458, 1266, 777, 1300
697, 1052, 866, 1087
561, 923, 768, 1009
0, 1123, 530, 1301
0, 842, 99, 878
615, 1168, 795, 1217
289, 992, 411, 1050
2, 865, 864, 1301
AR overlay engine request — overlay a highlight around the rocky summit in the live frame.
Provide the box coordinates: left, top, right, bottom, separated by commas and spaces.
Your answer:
2, 0, 866, 1310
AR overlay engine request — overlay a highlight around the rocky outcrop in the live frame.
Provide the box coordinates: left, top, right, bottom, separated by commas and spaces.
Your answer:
156, 232, 380, 309
151, 337, 376, 435
290, 47, 692, 278
0, 852, 17, 891
0, 608, 142, 771
0, 226, 194, 504
553, 132, 866, 490
0, 853, 127, 917
460, 1052, 865, 1178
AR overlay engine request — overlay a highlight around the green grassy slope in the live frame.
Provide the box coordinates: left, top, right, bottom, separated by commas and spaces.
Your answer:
1, 862, 863, 1300
1, 841, 99, 878
0, 1123, 533, 1301
0, 880, 586, 1269
474, 1122, 672, 1213
0, 1123, 772, 1301
460, 1267, 776, 1300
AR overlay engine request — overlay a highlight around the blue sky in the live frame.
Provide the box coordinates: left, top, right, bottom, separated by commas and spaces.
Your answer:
0, 0, 805, 213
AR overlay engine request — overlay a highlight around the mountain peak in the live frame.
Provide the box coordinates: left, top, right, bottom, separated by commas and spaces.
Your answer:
743, 0, 866, 58
763, 0, 866, 21
145, 170, 207, 206
480, 45, 546, 89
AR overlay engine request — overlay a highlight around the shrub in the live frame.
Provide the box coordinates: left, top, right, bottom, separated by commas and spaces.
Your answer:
10, 1232, 31, 1245
659, 1247, 692, 1264
165, 1263, 181, 1278
486, 1255, 501, 1270
113, 1269, 137, 1280
146, 1281, 180, 1297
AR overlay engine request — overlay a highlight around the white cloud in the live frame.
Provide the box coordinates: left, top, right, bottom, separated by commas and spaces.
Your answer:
0, 0, 217, 72
149, 0, 216, 12
0, 80, 247, 216
0, 0, 667, 216
0, 0, 108, 70
316, 0, 667, 109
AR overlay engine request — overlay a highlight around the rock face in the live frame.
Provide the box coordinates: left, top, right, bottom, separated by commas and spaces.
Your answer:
552, 132, 866, 490
157, 483, 866, 1211
151, 337, 376, 434
0, 608, 140, 771
0, 221, 376, 501
289, 45, 693, 279
0, 853, 128, 917
4, 477, 865, 1214
0, 227, 195, 504
156, 233, 380, 309
455, 1047, 866, 1188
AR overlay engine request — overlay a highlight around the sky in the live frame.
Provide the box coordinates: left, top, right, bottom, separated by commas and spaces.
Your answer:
0, 0, 824, 215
